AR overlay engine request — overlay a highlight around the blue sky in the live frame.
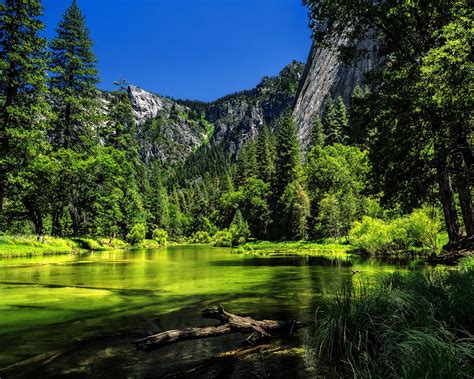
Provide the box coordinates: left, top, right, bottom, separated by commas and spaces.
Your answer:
41, 0, 312, 101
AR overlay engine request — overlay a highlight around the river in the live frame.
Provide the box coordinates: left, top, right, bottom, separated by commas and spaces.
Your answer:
0, 245, 428, 377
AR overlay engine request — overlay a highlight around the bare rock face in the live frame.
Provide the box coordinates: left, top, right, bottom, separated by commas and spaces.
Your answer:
293, 38, 378, 150
127, 86, 211, 164
128, 85, 185, 124
208, 60, 305, 158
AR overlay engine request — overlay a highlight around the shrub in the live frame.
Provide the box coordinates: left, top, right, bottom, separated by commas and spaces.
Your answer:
212, 230, 232, 247
229, 209, 250, 246
126, 223, 146, 246
189, 231, 212, 244
152, 228, 168, 246
349, 208, 441, 255
350, 216, 392, 253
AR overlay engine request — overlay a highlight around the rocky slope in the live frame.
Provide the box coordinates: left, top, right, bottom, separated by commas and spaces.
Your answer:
208, 60, 304, 157
293, 38, 378, 149
127, 85, 212, 164
126, 61, 305, 163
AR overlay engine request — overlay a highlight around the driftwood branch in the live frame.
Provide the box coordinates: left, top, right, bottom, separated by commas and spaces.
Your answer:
133, 305, 310, 352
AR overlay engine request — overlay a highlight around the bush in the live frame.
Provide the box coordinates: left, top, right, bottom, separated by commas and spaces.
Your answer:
229, 209, 250, 246
212, 230, 232, 247
126, 223, 146, 246
152, 228, 168, 246
189, 231, 212, 244
311, 263, 474, 378
350, 216, 392, 254
73, 238, 109, 251
350, 208, 441, 255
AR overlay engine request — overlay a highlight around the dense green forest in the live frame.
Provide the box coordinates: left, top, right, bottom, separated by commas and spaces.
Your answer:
0, 0, 472, 255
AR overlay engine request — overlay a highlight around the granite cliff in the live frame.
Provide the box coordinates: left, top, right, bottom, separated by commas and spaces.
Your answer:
293, 38, 378, 149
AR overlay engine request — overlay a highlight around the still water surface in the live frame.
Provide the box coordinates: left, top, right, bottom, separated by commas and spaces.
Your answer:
0, 245, 427, 377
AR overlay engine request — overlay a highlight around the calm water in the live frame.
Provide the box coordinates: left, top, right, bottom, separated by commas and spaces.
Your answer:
0, 245, 427, 378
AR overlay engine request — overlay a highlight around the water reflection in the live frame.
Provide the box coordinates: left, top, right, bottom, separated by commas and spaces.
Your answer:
0, 245, 429, 377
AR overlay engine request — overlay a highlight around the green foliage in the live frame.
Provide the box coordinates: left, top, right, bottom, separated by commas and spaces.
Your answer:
306, 144, 369, 239
189, 231, 212, 244
305, 0, 473, 242
126, 223, 146, 246
49, 0, 100, 150
310, 116, 325, 148
212, 230, 232, 247
241, 178, 271, 239
229, 209, 250, 246
152, 228, 168, 245
0, 235, 75, 257
311, 265, 474, 378
235, 139, 258, 187
322, 97, 347, 145
350, 208, 441, 255
256, 125, 276, 183
274, 111, 301, 197
0, 0, 51, 234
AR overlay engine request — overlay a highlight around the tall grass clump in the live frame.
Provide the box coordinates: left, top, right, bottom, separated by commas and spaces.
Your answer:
312, 259, 474, 378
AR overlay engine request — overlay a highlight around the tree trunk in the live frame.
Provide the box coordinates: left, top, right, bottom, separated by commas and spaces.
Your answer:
25, 199, 44, 236
458, 184, 474, 237
133, 305, 310, 352
438, 167, 463, 243
51, 208, 62, 237
433, 134, 463, 243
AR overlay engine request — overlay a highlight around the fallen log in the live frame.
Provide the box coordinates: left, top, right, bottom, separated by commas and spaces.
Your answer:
133, 305, 310, 352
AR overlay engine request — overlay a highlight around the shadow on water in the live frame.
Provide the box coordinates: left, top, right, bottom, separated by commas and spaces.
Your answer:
211, 255, 354, 267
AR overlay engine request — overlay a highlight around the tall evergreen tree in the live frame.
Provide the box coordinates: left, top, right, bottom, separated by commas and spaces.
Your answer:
49, 0, 100, 150
104, 80, 137, 151
323, 97, 339, 145
310, 116, 325, 147
235, 138, 257, 187
0, 0, 51, 233
335, 96, 349, 143
256, 125, 276, 183
273, 111, 301, 198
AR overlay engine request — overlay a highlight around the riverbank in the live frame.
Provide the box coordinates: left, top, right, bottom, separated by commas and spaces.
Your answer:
0, 236, 166, 258
311, 257, 474, 378
237, 240, 353, 257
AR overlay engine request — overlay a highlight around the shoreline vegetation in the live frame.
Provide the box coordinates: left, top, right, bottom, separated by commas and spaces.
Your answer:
0, 230, 465, 261
0, 235, 167, 258
311, 257, 474, 378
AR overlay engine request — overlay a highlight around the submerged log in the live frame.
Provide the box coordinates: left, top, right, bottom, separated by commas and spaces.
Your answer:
133, 305, 310, 352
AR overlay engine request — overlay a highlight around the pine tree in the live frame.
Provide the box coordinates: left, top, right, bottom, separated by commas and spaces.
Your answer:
0, 0, 51, 233
335, 96, 349, 143
49, 0, 100, 150
105, 80, 136, 151
323, 97, 339, 145
256, 125, 276, 183
229, 209, 250, 246
310, 116, 325, 147
235, 139, 257, 187
273, 111, 301, 198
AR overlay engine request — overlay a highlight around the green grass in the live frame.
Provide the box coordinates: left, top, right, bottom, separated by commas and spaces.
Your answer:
0, 236, 77, 257
0, 235, 134, 257
238, 240, 353, 256
311, 257, 474, 378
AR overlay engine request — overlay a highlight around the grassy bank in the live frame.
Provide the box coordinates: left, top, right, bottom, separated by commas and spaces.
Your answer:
0, 236, 169, 258
0, 236, 79, 257
237, 240, 354, 256
311, 258, 474, 378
